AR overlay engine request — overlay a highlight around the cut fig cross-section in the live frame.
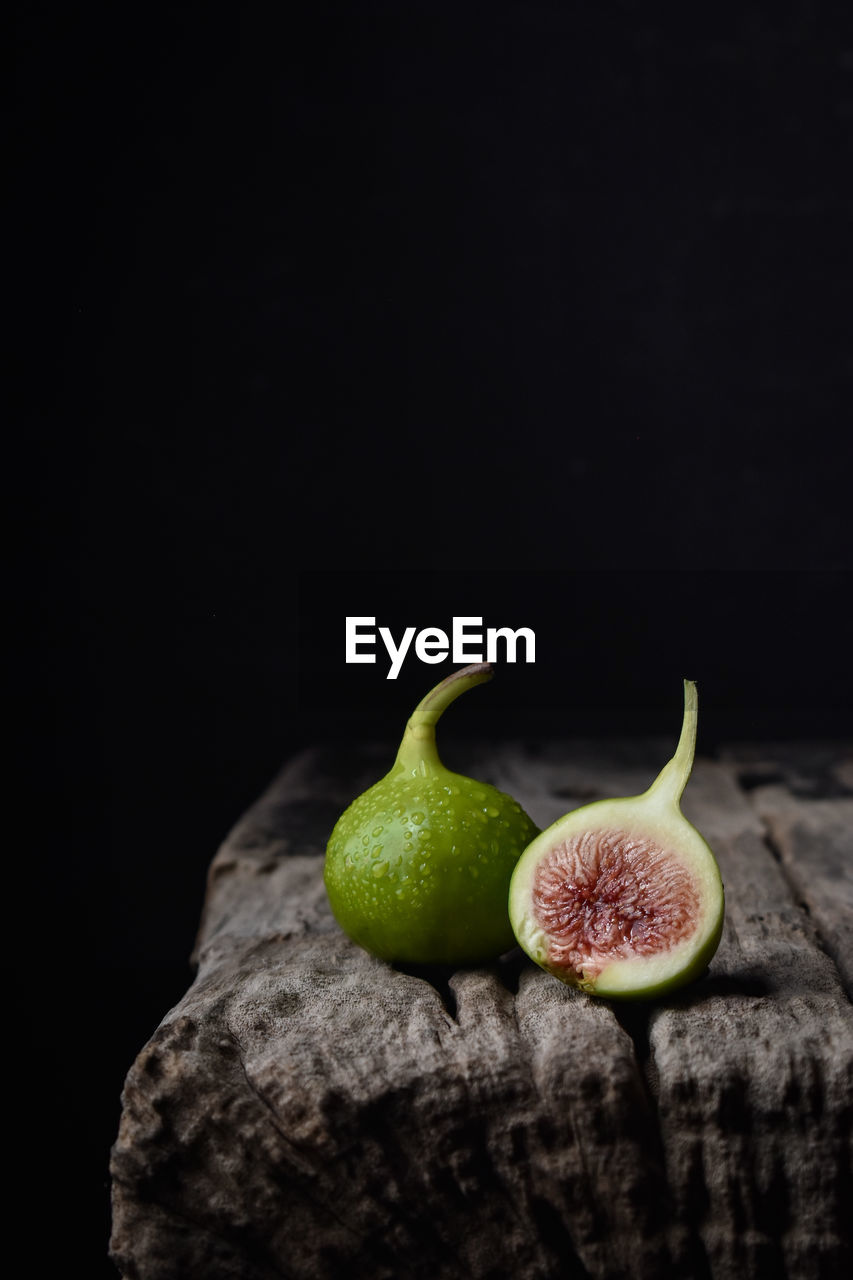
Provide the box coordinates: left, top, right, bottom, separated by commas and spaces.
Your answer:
509, 680, 725, 1000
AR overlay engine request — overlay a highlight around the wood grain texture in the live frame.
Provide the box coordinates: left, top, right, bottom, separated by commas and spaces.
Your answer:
110, 740, 853, 1280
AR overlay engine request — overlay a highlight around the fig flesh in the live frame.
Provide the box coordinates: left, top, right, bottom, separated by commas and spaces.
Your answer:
509, 680, 724, 1000
324, 663, 540, 965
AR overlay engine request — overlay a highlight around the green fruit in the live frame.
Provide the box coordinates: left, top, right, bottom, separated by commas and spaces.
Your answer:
324, 663, 540, 965
509, 680, 725, 1000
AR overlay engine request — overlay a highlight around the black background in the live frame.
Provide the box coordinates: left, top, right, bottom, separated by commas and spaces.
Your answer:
16, 2, 852, 1272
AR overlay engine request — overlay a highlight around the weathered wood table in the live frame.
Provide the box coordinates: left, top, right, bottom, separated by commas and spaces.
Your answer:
110, 739, 853, 1280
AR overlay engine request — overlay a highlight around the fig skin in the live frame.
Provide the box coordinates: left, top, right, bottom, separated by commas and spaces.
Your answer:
324, 664, 541, 966
509, 680, 725, 1001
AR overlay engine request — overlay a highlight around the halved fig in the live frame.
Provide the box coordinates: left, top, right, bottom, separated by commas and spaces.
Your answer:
508, 680, 724, 1000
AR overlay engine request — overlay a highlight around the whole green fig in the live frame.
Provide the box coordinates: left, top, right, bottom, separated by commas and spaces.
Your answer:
324, 663, 540, 965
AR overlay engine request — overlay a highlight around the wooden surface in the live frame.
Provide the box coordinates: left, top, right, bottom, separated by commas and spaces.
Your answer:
110, 739, 853, 1280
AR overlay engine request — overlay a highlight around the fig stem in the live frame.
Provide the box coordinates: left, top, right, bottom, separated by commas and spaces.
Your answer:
647, 679, 698, 810
395, 663, 494, 776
